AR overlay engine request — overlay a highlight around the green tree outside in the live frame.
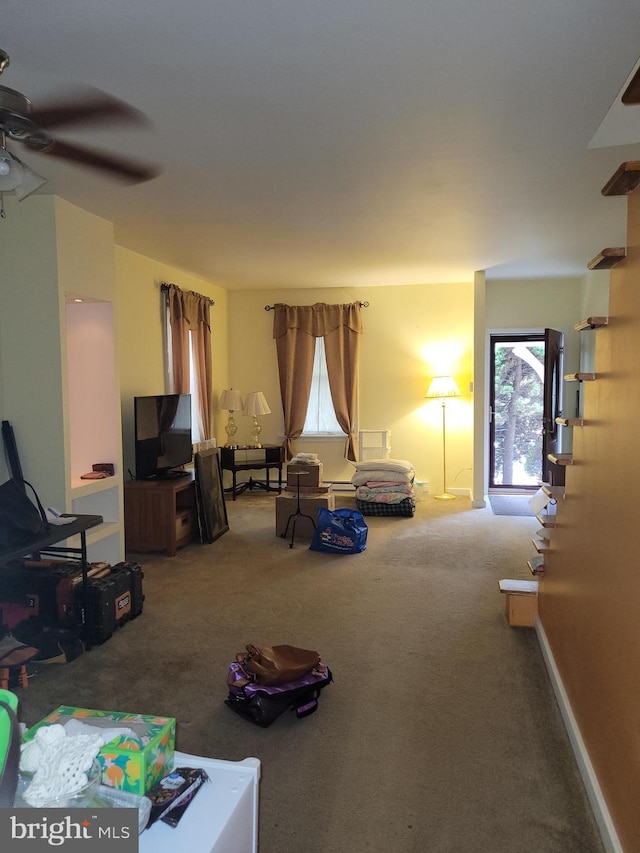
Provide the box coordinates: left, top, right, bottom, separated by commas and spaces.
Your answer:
493, 344, 543, 485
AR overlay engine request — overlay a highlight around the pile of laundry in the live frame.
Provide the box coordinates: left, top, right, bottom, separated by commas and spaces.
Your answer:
350, 459, 416, 517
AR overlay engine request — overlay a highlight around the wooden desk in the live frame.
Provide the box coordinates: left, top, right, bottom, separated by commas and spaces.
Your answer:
124, 474, 197, 555
0, 513, 103, 649
220, 445, 284, 500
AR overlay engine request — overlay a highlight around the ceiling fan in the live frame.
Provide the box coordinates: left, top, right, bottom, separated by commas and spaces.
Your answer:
0, 48, 160, 206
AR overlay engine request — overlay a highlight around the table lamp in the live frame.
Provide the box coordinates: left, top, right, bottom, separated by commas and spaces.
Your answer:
220, 388, 244, 447
245, 391, 271, 448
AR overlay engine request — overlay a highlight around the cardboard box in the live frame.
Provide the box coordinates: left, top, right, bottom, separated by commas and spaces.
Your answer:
284, 483, 333, 496
24, 706, 176, 795
499, 579, 538, 627
505, 593, 537, 627
276, 492, 335, 539
286, 462, 323, 488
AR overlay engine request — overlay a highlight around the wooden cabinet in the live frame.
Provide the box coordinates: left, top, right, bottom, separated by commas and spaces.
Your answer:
124, 474, 197, 555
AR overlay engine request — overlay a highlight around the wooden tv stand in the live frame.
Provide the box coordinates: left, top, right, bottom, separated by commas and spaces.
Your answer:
124, 473, 197, 556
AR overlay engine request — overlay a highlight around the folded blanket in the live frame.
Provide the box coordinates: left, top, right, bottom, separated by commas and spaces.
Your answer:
356, 485, 415, 503
356, 497, 416, 517
351, 469, 415, 486
362, 482, 413, 491
351, 458, 413, 473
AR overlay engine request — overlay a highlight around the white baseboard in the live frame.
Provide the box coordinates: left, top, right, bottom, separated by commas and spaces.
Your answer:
325, 481, 355, 492
448, 487, 472, 499
536, 618, 623, 853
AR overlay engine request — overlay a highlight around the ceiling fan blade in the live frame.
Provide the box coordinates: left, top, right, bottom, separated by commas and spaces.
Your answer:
26, 137, 160, 184
29, 89, 151, 131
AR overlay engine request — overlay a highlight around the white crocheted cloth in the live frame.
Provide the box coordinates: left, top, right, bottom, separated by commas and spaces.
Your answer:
290, 453, 320, 464
20, 724, 103, 807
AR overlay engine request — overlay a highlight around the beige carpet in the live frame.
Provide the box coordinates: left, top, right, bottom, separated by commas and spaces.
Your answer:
15, 493, 603, 853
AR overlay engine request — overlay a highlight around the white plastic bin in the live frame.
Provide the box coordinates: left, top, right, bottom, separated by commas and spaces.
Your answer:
139, 751, 260, 853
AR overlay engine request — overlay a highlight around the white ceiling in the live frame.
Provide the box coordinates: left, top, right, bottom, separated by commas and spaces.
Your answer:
2, 0, 640, 290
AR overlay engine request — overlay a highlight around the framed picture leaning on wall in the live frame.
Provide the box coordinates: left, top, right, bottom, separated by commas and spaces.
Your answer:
194, 448, 229, 543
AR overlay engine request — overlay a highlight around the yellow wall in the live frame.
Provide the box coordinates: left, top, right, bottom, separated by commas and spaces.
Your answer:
114, 246, 229, 478
228, 283, 475, 491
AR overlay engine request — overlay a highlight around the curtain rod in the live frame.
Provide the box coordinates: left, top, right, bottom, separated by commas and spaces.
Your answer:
264, 301, 369, 311
161, 282, 215, 306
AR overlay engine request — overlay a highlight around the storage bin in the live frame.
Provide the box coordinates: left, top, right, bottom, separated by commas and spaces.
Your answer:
175, 510, 193, 546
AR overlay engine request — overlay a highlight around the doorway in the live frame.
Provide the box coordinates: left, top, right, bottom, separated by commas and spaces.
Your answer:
489, 334, 545, 490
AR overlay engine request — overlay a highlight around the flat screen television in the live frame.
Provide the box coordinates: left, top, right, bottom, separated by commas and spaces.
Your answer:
134, 394, 192, 479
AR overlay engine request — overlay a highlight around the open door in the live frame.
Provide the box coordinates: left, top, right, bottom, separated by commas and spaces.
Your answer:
489, 334, 544, 489
542, 328, 564, 486
489, 330, 564, 490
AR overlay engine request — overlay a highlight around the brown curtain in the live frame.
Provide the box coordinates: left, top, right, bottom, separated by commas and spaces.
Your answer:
273, 302, 362, 460
166, 283, 212, 440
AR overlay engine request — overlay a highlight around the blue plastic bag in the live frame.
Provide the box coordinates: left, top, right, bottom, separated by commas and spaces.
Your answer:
309, 507, 368, 554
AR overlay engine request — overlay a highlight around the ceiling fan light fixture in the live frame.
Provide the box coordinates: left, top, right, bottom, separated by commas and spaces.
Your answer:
0, 147, 24, 191
0, 145, 47, 199
11, 153, 48, 200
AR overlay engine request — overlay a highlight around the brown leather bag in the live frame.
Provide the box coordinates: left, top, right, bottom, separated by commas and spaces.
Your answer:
238, 644, 321, 686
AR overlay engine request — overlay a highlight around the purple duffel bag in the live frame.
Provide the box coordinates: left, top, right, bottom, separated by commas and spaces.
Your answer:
225, 661, 333, 727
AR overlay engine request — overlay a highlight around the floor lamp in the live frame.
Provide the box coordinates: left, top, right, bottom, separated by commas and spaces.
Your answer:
426, 376, 461, 500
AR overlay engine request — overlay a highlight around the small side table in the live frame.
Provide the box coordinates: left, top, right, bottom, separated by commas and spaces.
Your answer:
280, 471, 316, 548
220, 445, 284, 500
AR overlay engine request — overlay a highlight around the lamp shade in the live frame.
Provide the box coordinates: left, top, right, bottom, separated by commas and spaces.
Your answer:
244, 391, 271, 417
0, 146, 48, 199
13, 157, 48, 201
220, 388, 244, 412
426, 376, 461, 399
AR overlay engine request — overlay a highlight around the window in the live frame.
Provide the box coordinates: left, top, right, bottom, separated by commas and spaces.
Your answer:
187, 336, 203, 443
166, 305, 204, 442
302, 337, 343, 436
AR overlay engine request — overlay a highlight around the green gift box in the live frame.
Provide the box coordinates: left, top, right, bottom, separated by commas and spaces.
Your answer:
23, 705, 176, 795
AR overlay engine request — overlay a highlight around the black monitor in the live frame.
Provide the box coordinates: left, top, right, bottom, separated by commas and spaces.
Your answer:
134, 394, 192, 479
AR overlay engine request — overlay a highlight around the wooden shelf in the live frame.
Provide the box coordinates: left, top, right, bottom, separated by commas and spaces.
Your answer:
548, 453, 573, 466
587, 248, 626, 270
602, 162, 640, 197
542, 484, 564, 501
532, 538, 551, 554
528, 556, 545, 576
574, 317, 608, 331
556, 417, 584, 427
536, 512, 557, 528
564, 372, 596, 382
